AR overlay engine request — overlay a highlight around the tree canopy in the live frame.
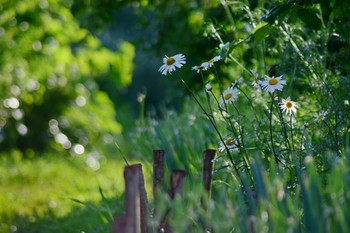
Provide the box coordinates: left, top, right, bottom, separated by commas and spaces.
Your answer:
0, 0, 134, 155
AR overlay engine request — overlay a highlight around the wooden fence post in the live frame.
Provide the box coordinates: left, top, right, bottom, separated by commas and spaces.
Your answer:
125, 165, 141, 233
153, 149, 165, 202
158, 169, 187, 233
201, 149, 216, 232
202, 149, 216, 195
169, 169, 187, 199
112, 164, 148, 233
138, 165, 149, 233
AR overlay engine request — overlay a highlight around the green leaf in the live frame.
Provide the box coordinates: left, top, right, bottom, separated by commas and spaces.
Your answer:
252, 22, 272, 42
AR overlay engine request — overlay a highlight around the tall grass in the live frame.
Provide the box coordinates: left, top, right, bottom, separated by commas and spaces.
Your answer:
124, 95, 350, 232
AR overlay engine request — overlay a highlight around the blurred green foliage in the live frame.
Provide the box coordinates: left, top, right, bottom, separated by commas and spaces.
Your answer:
0, 0, 134, 155
0, 150, 128, 232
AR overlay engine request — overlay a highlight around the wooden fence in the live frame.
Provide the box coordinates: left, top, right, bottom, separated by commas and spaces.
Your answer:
111, 149, 216, 233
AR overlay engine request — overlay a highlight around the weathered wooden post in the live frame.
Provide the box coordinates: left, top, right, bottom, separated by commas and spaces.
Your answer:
112, 215, 128, 233
169, 169, 187, 199
125, 165, 141, 233
158, 169, 186, 233
202, 149, 216, 195
153, 149, 165, 202
137, 165, 149, 233
201, 149, 216, 232
112, 164, 148, 233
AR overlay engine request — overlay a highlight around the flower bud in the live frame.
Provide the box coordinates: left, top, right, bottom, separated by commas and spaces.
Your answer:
205, 83, 212, 92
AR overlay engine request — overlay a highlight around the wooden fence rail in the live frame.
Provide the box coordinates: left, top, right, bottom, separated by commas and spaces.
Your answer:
112, 149, 217, 233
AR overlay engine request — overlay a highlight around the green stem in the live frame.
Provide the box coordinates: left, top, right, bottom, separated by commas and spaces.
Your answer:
323, 120, 338, 155
269, 93, 278, 164
345, 106, 349, 153
228, 54, 251, 75
176, 73, 242, 181
290, 115, 294, 152
239, 87, 270, 151
276, 95, 291, 151
228, 104, 253, 184
200, 72, 217, 129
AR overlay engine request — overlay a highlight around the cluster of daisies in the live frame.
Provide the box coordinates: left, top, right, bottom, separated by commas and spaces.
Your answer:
158, 53, 222, 75
158, 53, 300, 114
158, 53, 328, 152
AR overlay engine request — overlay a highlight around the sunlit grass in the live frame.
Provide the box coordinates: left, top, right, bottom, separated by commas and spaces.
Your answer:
0, 151, 133, 232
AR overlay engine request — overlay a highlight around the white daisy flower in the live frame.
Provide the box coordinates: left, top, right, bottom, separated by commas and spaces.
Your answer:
219, 86, 239, 107
200, 55, 222, 71
192, 55, 221, 72
260, 75, 286, 93
314, 110, 328, 122
279, 97, 299, 115
218, 135, 240, 152
159, 54, 186, 75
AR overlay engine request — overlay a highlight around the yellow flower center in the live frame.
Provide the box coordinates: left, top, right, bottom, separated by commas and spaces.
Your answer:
286, 102, 293, 108
225, 138, 236, 146
224, 93, 232, 100
268, 78, 278, 85
166, 57, 176, 65
208, 59, 214, 63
